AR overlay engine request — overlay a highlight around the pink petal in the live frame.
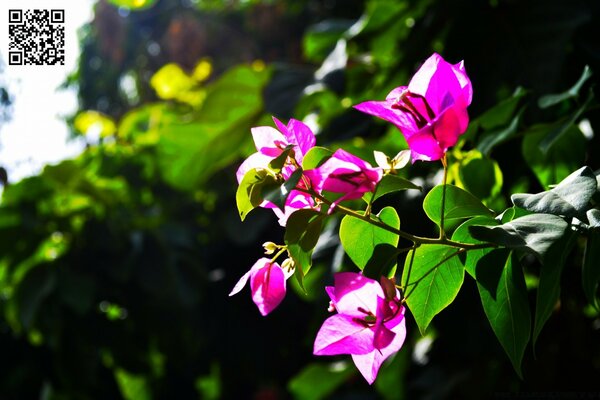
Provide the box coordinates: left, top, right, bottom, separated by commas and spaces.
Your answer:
250, 261, 286, 316
407, 53, 463, 116
351, 308, 406, 385
432, 105, 469, 150
236, 152, 275, 183
331, 272, 383, 316
229, 258, 271, 297
353, 100, 420, 138
405, 128, 445, 162
313, 314, 375, 356
251, 126, 287, 157
451, 60, 473, 107
229, 269, 253, 297
285, 119, 317, 161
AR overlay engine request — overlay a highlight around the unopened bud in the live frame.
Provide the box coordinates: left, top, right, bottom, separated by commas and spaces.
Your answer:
281, 257, 295, 271
262, 241, 278, 255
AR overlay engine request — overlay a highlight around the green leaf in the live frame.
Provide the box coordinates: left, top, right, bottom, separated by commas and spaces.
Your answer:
302, 146, 333, 170
475, 250, 530, 378
263, 169, 303, 210
511, 166, 597, 219
339, 207, 400, 270
288, 362, 354, 400
469, 213, 568, 260
362, 243, 399, 280
236, 168, 277, 221
583, 231, 600, 309
477, 109, 523, 156
522, 123, 586, 189
451, 216, 499, 277
538, 66, 592, 109
458, 153, 503, 200
268, 145, 295, 173
478, 86, 526, 130
284, 209, 326, 288
539, 90, 593, 153
532, 232, 575, 348
423, 184, 493, 227
371, 174, 421, 202
115, 368, 151, 400
401, 244, 464, 334
15, 264, 56, 331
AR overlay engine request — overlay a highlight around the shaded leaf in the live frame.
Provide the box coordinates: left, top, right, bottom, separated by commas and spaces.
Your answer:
512, 166, 597, 219
469, 213, 568, 260
288, 362, 354, 400
583, 231, 600, 309
451, 216, 499, 277
285, 210, 326, 289
538, 66, 592, 109
533, 232, 576, 347
236, 168, 277, 221
476, 250, 530, 378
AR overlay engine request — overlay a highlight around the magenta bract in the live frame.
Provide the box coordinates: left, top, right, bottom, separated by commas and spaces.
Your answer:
229, 257, 287, 316
354, 53, 472, 162
304, 149, 382, 210
236, 117, 318, 225
313, 272, 406, 384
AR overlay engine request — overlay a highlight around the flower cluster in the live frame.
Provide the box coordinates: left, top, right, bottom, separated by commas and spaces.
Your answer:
230, 53, 472, 384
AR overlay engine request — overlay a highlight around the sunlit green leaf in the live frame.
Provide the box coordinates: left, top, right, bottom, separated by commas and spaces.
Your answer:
302, 146, 333, 170
401, 244, 464, 334
236, 168, 277, 221
339, 207, 400, 270
370, 174, 421, 203
423, 184, 493, 227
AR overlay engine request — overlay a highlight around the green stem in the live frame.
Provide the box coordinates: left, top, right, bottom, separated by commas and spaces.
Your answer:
301, 189, 493, 249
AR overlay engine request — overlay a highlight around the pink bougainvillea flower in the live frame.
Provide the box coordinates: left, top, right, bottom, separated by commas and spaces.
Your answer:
354, 53, 472, 162
236, 117, 318, 225
313, 272, 406, 384
304, 149, 382, 210
229, 257, 288, 316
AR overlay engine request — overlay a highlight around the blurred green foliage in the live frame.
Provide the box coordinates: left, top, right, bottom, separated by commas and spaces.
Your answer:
1, 0, 600, 398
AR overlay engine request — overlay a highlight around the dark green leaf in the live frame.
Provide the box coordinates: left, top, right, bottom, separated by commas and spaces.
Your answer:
268, 145, 295, 173
371, 174, 421, 203
512, 166, 597, 219
339, 207, 400, 270
423, 184, 493, 227
476, 250, 530, 378
451, 216, 499, 277
401, 244, 464, 334
285, 209, 326, 288
288, 362, 354, 400
478, 87, 526, 130
477, 109, 523, 156
469, 213, 568, 259
458, 155, 503, 200
533, 232, 576, 347
583, 231, 600, 309
263, 169, 303, 210
538, 66, 592, 109
522, 124, 586, 188
362, 243, 399, 280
